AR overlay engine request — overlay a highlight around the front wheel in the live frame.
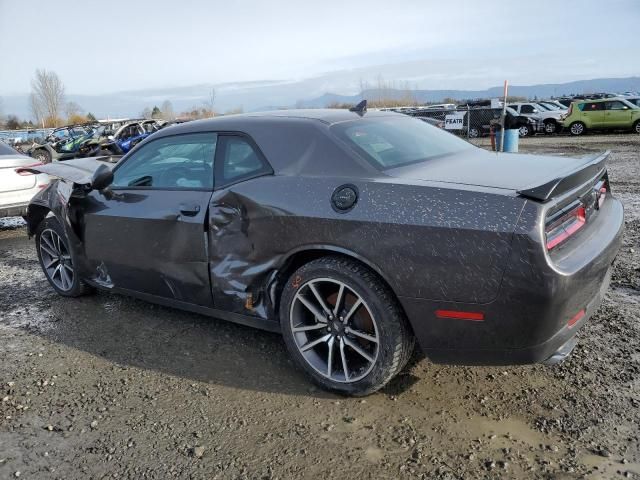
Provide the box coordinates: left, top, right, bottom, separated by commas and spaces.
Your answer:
280, 256, 414, 396
35, 217, 93, 297
570, 122, 586, 136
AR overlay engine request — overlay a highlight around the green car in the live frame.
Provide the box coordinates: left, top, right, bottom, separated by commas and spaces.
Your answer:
561, 97, 640, 135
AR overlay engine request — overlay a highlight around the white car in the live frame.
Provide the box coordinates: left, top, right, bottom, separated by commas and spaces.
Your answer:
0, 142, 50, 218
508, 102, 565, 134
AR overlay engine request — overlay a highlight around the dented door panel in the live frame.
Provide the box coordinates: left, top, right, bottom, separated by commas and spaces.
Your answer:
82, 189, 214, 306
207, 175, 524, 319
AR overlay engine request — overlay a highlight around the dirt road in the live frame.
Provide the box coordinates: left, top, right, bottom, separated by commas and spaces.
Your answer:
1, 135, 639, 479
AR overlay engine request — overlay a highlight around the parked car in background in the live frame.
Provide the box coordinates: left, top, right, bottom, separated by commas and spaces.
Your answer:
561, 98, 640, 135
0, 142, 50, 217
419, 117, 445, 128
539, 100, 568, 111
410, 106, 537, 138
422, 103, 457, 110
470, 107, 537, 138
23, 108, 623, 395
101, 121, 160, 155
508, 102, 564, 134
623, 97, 640, 108
27, 125, 95, 163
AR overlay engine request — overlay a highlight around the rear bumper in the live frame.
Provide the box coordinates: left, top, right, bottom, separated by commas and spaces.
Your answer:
399, 197, 624, 366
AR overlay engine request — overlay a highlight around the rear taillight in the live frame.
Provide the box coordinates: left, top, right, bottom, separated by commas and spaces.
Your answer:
15, 162, 43, 176
545, 202, 586, 250
594, 179, 608, 209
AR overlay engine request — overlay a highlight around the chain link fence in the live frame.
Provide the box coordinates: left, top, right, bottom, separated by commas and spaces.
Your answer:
0, 128, 53, 146
389, 107, 542, 148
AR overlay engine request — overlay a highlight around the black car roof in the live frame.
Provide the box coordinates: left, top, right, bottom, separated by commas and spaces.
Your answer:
159, 108, 403, 131
142, 109, 402, 176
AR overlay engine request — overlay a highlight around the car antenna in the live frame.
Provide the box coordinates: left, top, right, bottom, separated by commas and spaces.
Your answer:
349, 100, 367, 116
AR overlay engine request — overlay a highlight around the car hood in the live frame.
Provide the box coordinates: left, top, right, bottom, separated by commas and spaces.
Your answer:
17, 156, 120, 184
385, 148, 609, 201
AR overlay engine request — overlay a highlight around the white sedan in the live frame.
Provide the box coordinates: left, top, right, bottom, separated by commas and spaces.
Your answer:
0, 142, 50, 218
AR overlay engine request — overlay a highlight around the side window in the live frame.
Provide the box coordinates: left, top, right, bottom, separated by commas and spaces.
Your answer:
216, 135, 271, 185
583, 102, 604, 111
111, 133, 216, 189
605, 101, 628, 110
520, 105, 535, 114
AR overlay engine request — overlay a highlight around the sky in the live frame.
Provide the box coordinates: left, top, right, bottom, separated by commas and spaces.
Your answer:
0, 0, 639, 99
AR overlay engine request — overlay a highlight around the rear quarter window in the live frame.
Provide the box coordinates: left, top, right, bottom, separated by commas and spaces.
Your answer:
331, 116, 471, 170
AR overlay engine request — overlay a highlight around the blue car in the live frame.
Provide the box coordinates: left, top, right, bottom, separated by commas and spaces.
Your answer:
104, 121, 164, 155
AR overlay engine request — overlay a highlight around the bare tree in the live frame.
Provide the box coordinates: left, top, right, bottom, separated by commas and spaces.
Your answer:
65, 101, 83, 118
203, 88, 216, 117
30, 69, 65, 127
161, 100, 175, 121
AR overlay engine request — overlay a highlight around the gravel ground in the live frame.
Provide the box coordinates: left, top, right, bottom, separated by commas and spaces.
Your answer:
1, 134, 639, 479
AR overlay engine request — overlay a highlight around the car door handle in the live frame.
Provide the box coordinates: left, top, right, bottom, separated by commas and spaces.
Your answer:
179, 203, 201, 216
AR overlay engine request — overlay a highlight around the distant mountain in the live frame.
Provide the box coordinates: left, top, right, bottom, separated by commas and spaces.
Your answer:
299, 77, 640, 108
3, 76, 639, 121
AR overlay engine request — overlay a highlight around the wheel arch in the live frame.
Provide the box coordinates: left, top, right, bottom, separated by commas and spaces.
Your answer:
272, 245, 408, 325
25, 202, 52, 237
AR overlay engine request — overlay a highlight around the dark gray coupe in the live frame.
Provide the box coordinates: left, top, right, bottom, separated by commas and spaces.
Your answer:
24, 108, 623, 395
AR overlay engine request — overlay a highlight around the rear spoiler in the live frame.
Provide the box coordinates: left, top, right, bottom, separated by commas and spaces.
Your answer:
516, 151, 609, 202
17, 156, 120, 185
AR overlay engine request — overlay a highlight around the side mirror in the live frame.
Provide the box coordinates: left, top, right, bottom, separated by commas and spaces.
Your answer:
91, 164, 114, 191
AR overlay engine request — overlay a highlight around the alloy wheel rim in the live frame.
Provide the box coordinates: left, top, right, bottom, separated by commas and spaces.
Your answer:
572, 123, 583, 134
289, 278, 379, 383
545, 123, 556, 133
635, 123, 640, 134
519, 126, 529, 136
39, 228, 74, 291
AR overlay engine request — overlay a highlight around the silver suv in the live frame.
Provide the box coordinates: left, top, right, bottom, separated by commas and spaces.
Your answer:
508, 102, 565, 134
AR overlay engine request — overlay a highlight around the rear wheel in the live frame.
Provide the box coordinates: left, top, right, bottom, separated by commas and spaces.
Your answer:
468, 127, 480, 138
280, 256, 414, 396
35, 217, 92, 297
544, 120, 557, 134
633, 120, 640, 134
31, 148, 51, 164
570, 122, 586, 136
518, 124, 531, 137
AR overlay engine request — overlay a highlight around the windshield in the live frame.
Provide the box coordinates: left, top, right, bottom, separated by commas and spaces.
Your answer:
535, 103, 553, 111
331, 116, 472, 170
540, 102, 560, 110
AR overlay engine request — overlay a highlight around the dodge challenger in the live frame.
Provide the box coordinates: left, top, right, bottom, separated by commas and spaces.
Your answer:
22, 107, 624, 395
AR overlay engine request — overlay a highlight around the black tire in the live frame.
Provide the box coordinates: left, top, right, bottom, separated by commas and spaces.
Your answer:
468, 127, 480, 138
280, 256, 415, 396
31, 148, 52, 164
518, 125, 531, 137
633, 120, 640, 134
543, 120, 557, 134
35, 217, 93, 297
569, 121, 586, 136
